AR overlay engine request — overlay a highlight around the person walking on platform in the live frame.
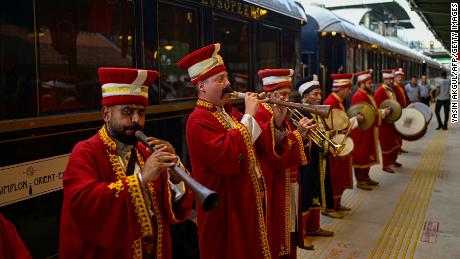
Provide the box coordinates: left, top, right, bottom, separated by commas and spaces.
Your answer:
393, 68, 409, 154
419, 74, 432, 106
374, 69, 401, 173
405, 75, 421, 103
351, 70, 391, 190
179, 43, 286, 259
295, 75, 334, 250
255, 68, 312, 259
323, 73, 360, 214
59, 68, 194, 258
433, 70, 451, 130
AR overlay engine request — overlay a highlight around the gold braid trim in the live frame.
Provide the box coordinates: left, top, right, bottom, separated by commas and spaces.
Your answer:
319, 153, 327, 211
262, 103, 283, 158
98, 126, 117, 151
132, 239, 142, 259
210, 108, 271, 258
279, 169, 291, 256
127, 175, 154, 238
148, 184, 164, 259
235, 123, 272, 259
293, 131, 308, 165
196, 99, 214, 109
107, 180, 124, 198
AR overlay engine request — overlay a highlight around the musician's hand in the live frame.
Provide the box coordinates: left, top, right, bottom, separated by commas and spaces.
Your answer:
297, 117, 315, 140
328, 130, 336, 138
384, 107, 392, 116
356, 114, 364, 123
142, 146, 177, 183
146, 137, 176, 155
244, 92, 267, 117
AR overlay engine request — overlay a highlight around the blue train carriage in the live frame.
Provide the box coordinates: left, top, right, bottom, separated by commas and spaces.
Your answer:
297, 4, 442, 97
0, 0, 305, 257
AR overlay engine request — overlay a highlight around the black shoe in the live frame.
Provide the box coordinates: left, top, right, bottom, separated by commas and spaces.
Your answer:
442, 126, 448, 130
436, 126, 442, 130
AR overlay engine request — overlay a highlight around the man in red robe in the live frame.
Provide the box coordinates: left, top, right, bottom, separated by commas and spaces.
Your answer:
351, 70, 391, 190
0, 214, 32, 259
295, 75, 334, 250
255, 68, 312, 258
179, 43, 279, 259
393, 68, 410, 155
60, 68, 194, 259
323, 73, 360, 217
374, 69, 400, 173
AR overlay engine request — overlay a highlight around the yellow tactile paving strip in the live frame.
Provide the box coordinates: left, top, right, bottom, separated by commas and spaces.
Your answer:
297, 128, 450, 258
369, 132, 448, 259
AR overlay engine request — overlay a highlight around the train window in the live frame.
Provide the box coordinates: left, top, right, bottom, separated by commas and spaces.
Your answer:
0, 1, 37, 120
36, 0, 136, 114
158, 2, 199, 101
213, 16, 250, 92
257, 25, 280, 91
282, 30, 301, 82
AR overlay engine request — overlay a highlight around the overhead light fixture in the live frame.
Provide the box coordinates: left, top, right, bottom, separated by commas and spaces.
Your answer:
321, 31, 327, 37
331, 31, 337, 36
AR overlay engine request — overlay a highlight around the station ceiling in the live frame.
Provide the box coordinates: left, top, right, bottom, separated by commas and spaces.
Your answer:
409, 0, 452, 51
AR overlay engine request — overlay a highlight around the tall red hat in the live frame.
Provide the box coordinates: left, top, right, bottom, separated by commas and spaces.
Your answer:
355, 69, 373, 84
258, 68, 294, 92
394, 68, 405, 76
382, 69, 395, 79
98, 67, 159, 106
331, 73, 353, 89
177, 43, 227, 85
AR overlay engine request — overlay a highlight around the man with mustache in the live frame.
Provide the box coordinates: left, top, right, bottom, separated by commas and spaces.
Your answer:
60, 67, 194, 258
179, 43, 291, 259
393, 68, 410, 154
255, 68, 312, 258
375, 69, 401, 173
351, 69, 391, 190
296, 75, 334, 250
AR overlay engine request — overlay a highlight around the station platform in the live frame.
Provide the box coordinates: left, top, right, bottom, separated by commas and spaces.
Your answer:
299, 111, 460, 258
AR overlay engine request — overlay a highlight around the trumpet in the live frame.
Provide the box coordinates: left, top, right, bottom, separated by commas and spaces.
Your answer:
288, 108, 345, 155
230, 91, 331, 117
135, 131, 219, 211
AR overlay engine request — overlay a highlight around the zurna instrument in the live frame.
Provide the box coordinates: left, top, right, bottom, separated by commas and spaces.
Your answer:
135, 131, 219, 211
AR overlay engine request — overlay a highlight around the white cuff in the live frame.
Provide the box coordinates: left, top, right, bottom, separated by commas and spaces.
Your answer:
350, 116, 359, 130
240, 114, 262, 144
379, 109, 386, 119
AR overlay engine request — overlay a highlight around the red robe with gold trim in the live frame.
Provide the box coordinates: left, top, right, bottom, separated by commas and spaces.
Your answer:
351, 88, 381, 168
254, 103, 307, 258
323, 93, 353, 209
374, 85, 400, 166
60, 126, 193, 259
186, 100, 271, 259
0, 214, 32, 259
393, 82, 409, 148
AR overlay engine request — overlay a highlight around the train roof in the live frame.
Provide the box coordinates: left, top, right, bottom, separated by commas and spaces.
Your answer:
249, 0, 307, 21
299, 4, 440, 68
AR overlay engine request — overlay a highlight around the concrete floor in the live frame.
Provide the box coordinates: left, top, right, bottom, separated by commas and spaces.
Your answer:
298, 111, 460, 259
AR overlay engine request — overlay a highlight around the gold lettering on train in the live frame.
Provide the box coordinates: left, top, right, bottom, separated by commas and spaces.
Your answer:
193, 0, 267, 20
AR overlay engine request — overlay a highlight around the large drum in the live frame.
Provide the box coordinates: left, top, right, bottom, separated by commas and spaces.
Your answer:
325, 108, 350, 131
394, 108, 427, 141
407, 102, 432, 124
330, 133, 354, 156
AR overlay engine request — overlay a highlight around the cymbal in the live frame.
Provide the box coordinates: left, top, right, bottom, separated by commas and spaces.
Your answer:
380, 99, 402, 123
348, 102, 375, 131
324, 108, 349, 131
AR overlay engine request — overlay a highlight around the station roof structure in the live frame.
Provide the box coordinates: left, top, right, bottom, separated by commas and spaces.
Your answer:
300, 4, 440, 67
408, 0, 452, 51
317, 0, 414, 28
